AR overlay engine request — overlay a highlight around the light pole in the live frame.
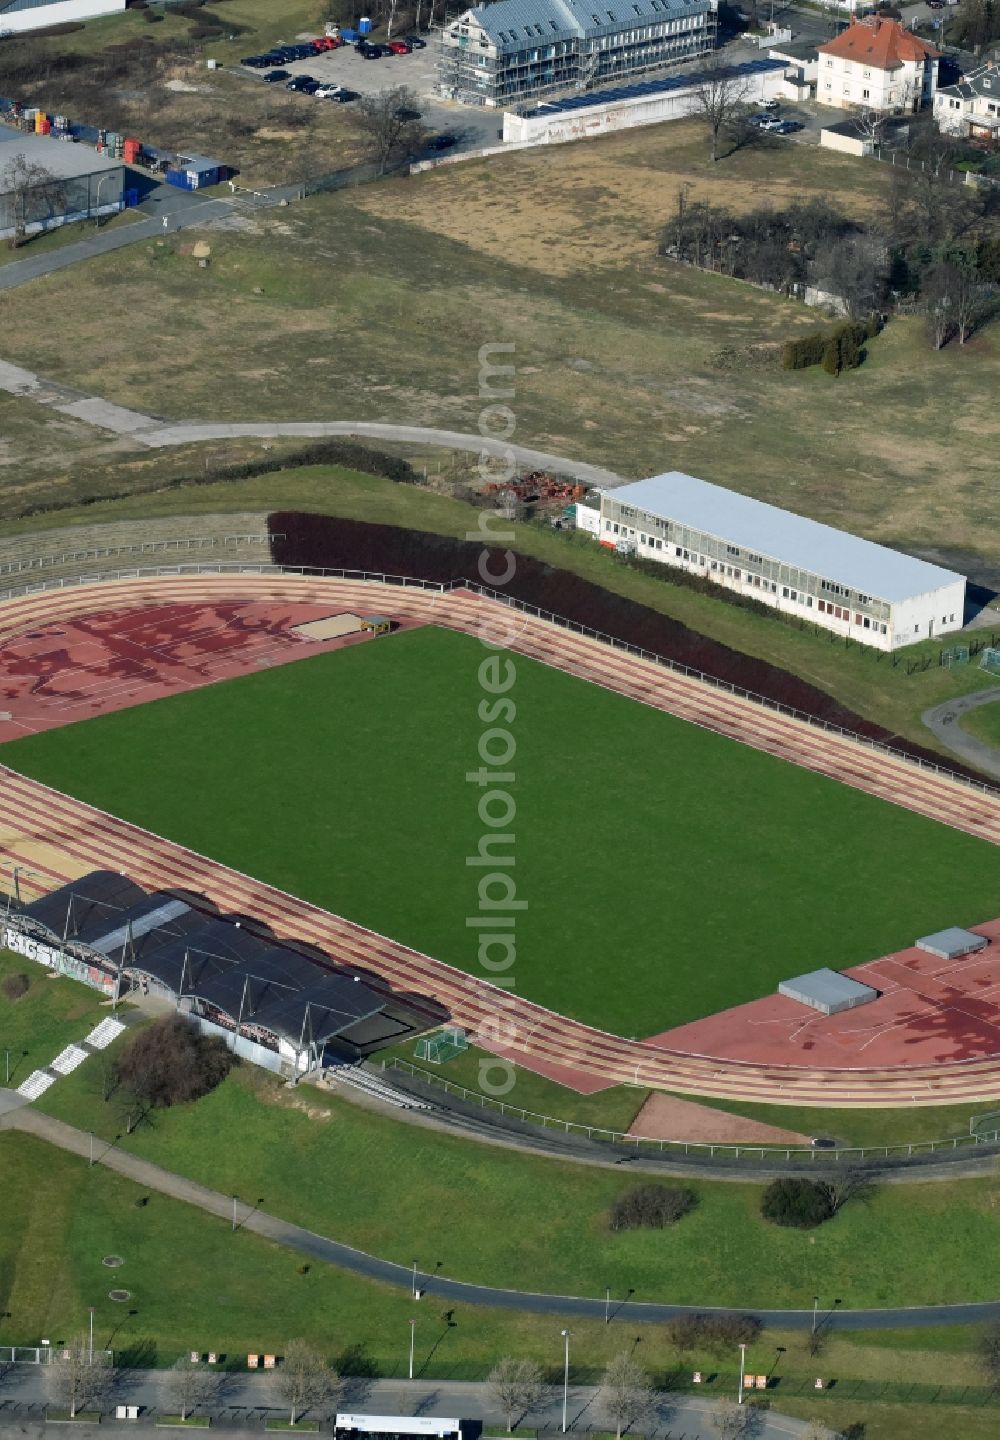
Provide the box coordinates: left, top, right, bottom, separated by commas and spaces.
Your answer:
812, 1295, 819, 1335
232, 1194, 238, 1232
408, 1318, 416, 1380
411, 1258, 418, 1299
4, 1049, 9, 1086
93, 172, 119, 227
88, 1306, 95, 1364
560, 1328, 570, 1433
89, 1130, 94, 1168
737, 1342, 747, 1405
605, 1287, 610, 1325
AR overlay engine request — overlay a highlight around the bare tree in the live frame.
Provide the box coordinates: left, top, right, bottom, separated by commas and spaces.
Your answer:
353, 87, 425, 175
853, 104, 889, 150
273, 1339, 341, 1426
923, 261, 956, 349
486, 1357, 545, 1433
597, 1352, 655, 1440
47, 1334, 113, 1419
690, 60, 752, 162
166, 1357, 221, 1421
0, 153, 68, 250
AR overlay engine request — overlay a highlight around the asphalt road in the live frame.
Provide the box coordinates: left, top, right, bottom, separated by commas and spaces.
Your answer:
0, 1375, 822, 1440
922, 686, 1000, 779
3, 1103, 999, 1333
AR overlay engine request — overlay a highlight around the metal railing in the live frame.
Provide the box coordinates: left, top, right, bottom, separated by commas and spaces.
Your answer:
385, 1057, 1000, 1164
1, 560, 998, 799
0, 534, 275, 580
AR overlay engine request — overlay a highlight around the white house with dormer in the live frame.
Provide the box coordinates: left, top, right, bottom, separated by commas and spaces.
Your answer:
935, 62, 1000, 141
817, 16, 939, 113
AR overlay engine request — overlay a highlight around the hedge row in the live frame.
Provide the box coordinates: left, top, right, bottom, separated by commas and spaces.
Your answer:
783, 316, 881, 375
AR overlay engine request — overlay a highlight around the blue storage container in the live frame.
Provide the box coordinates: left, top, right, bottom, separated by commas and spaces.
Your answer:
358, 16, 372, 33
341, 26, 358, 40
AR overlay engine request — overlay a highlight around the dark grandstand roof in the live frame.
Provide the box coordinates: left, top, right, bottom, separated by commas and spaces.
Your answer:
24, 870, 150, 942
517, 57, 785, 116
22, 870, 384, 1049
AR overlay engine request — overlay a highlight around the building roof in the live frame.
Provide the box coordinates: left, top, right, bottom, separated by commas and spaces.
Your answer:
915, 927, 989, 960
817, 16, 938, 70
936, 60, 1000, 102
768, 39, 819, 63
465, 0, 706, 52
778, 968, 878, 1012
522, 58, 784, 116
0, 124, 122, 182
609, 472, 965, 603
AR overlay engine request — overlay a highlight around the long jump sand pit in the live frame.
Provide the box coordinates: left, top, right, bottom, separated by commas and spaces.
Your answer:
629, 1093, 812, 1146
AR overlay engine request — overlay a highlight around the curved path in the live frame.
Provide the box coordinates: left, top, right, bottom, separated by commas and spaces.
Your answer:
4, 1104, 998, 1331
923, 687, 1000, 782
3, 571, 1000, 1108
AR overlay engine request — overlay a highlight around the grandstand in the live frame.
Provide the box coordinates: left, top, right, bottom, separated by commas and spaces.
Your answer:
7, 871, 428, 1079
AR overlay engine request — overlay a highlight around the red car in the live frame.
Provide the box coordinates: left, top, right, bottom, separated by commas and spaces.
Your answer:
311, 36, 339, 51
388, 39, 412, 53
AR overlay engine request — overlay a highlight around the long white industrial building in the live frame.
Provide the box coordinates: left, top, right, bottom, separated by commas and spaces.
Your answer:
0, 0, 125, 35
578, 472, 966, 651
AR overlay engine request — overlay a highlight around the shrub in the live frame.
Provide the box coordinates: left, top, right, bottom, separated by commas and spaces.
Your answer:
665, 1313, 762, 1355
782, 332, 827, 370
760, 1177, 835, 1229
112, 1014, 235, 1109
1, 972, 30, 1000
608, 1183, 696, 1231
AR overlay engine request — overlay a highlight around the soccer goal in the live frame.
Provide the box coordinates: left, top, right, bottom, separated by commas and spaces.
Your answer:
970, 1109, 1000, 1141
941, 646, 970, 668
979, 647, 1000, 677
414, 1027, 469, 1065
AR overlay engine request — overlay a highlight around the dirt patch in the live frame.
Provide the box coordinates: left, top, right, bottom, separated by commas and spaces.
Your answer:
629, 1093, 811, 1145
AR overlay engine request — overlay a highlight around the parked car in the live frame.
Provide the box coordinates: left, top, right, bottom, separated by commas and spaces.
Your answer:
425, 133, 457, 150
761, 97, 779, 111
241, 55, 266, 66
388, 39, 412, 53
773, 119, 803, 134
395, 105, 422, 121
358, 44, 383, 58
262, 69, 290, 82
315, 85, 341, 98
757, 115, 783, 131
286, 75, 318, 91
330, 88, 359, 102
404, 34, 427, 47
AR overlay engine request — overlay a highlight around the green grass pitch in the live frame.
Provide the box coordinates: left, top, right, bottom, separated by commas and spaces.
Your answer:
4, 625, 998, 1035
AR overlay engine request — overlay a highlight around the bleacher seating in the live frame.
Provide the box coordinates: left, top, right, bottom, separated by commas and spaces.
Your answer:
85, 1016, 126, 1050
51, 1044, 89, 1075
328, 1065, 431, 1112
17, 1070, 55, 1100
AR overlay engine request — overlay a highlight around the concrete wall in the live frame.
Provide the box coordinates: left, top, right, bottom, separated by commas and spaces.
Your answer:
503, 65, 787, 144
575, 502, 602, 536
819, 127, 872, 156
0, 0, 126, 35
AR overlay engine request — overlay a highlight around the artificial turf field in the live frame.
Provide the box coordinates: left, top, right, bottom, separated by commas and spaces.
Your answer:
4, 625, 998, 1035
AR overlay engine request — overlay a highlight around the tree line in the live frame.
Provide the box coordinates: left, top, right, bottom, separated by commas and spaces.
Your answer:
660, 167, 1000, 348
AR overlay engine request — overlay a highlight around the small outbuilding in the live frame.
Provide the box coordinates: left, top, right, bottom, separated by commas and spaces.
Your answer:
164, 153, 228, 191
778, 968, 879, 1016
915, 927, 989, 961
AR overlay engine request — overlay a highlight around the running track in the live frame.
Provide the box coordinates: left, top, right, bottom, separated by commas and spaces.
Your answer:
3, 571, 1000, 1107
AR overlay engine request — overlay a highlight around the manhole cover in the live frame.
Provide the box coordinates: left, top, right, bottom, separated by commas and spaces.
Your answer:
108, 1289, 131, 1303
102, 1256, 124, 1268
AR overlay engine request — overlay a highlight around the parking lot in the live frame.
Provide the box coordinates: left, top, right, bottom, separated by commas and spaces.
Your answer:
239, 37, 505, 154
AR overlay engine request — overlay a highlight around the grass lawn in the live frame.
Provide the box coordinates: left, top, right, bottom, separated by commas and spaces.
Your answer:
962, 698, 1000, 751
4, 1131, 1000, 1432
0, 948, 115, 1086
0, 210, 141, 270
30, 1049, 1000, 1310
6, 626, 999, 1035
0, 121, 996, 571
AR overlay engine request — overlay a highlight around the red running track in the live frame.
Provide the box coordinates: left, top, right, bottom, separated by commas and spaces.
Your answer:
2, 573, 1000, 1106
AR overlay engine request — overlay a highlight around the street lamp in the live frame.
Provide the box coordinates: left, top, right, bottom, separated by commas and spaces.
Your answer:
93, 172, 119, 227
88, 1306, 96, 1364
737, 1342, 747, 1406
232, 1194, 238, 1232
4, 1048, 9, 1087
560, 1328, 570, 1433
605, 1287, 611, 1325
812, 1295, 819, 1335
408, 1318, 416, 1381
411, 1258, 418, 1299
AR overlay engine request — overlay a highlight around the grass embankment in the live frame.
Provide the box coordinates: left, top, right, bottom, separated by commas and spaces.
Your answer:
7, 627, 999, 1035
4, 1128, 999, 1439
31, 1048, 1000, 1310
962, 699, 1000, 752
0, 948, 116, 1085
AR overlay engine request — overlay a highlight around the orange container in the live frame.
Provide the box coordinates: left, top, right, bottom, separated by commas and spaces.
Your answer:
38, 119, 51, 135
34, 110, 48, 133
123, 138, 140, 163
